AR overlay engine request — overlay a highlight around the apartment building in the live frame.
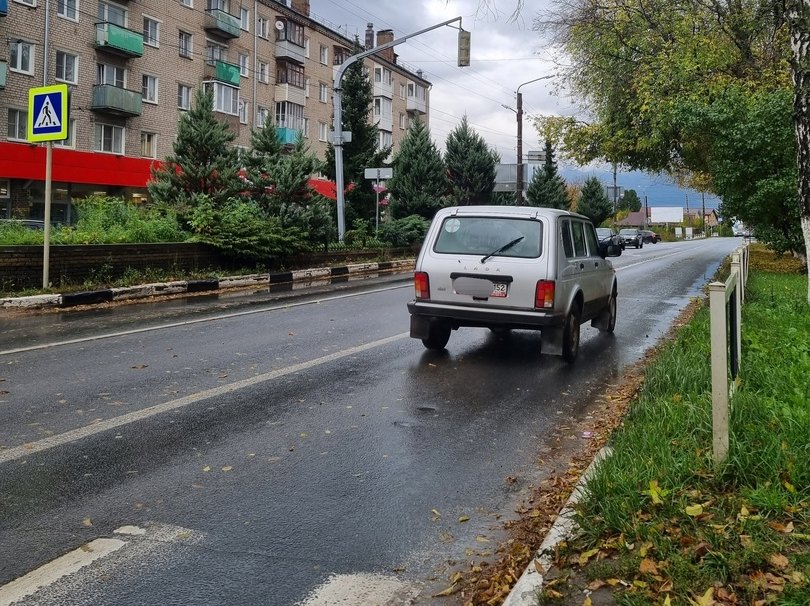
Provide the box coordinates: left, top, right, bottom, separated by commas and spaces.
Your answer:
0, 0, 430, 222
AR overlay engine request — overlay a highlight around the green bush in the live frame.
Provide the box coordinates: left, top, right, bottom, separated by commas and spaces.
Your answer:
376, 214, 429, 247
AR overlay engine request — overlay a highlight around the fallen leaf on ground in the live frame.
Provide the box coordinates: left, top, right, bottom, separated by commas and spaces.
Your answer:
222, 466, 233, 472
458, 516, 470, 523
432, 583, 458, 597
82, 517, 93, 527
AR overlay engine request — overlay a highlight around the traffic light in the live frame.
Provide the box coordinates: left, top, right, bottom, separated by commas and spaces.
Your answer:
458, 30, 471, 67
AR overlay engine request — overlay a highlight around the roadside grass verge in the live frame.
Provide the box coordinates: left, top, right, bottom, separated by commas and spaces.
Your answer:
542, 251, 809, 605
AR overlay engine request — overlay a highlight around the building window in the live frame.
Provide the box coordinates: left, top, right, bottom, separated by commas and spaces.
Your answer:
179, 31, 192, 58
257, 61, 269, 83
98, 1, 127, 27
143, 16, 160, 47
399, 112, 406, 130
256, 106, 269, 127
378, 130, 392, 150
180, 0, 192, 7
15, 0, 36, 7
204, 81, 239, 115
318, 82, 327, 103
141, 132, 157, 158
238, 99, 248, 124
399, 83, 406, 99
317, 122, 328, 142
276, 20, 305, 47
9, 41, 35, 75
94, 123, 125, 154
206, 0, 228, 11
54, 119, 76, 147
257, 16, 268, 39
305, 77, 310, 97
206, 42, 227, 65
57, 0, 78, 20
177, 84, 191, 109
55, 51, 78, 84
238, 53, 249, 77
7, 109, 28, 141
319, 44, 328, 65
304, 37, 310, 58
277, 61, 304, 88
142, 74, 158, 104
374, 67, 391, 85
302, 117, 309, 139
97, 63, 125, 87
239, 7, 249, 30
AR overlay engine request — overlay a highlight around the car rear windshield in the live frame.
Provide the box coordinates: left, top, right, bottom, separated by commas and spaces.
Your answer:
433, 216, 542, 258
619, 229, 637, 235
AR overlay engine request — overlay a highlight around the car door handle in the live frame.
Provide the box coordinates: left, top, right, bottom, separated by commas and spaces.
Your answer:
579, 263, 585, 270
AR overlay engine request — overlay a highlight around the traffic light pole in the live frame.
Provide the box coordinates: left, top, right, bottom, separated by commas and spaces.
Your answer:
333, 16, 465, 241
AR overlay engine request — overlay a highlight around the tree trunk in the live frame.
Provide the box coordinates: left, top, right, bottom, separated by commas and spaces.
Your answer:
788, 0, 810, 303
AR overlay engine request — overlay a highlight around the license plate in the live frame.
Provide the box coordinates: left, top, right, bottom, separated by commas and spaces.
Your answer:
490, 282, 508, 297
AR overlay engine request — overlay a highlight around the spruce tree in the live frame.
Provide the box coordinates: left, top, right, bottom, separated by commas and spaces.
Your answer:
388, 118, 448, 220
525, 141, 568, 209
619, 188, 642, 212
243, 119, 284, 213
148, 87, 241, 218
325, 40, 389, 225
576, 177, 613, 226
272, 135, 325, 228
444, 116, 498, 205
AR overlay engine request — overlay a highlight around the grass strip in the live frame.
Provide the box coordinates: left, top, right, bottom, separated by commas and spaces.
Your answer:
543, 249, 809, 605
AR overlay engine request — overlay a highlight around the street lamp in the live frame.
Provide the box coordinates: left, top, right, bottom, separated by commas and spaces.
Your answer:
513, 75, 553, 205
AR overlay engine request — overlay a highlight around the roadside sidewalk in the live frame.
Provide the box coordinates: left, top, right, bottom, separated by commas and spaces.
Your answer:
0, 259, 416, 310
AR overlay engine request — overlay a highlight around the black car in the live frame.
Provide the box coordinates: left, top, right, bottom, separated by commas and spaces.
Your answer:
618, 228, 644, 249
0, 219, 46, 230
596, 227, 625, 251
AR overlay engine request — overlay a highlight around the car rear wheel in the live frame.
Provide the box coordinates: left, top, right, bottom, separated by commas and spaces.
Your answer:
562, 304, 581, 363
422, 322, 451, 350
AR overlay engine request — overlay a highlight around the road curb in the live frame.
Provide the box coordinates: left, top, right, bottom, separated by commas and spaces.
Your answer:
0, 259, 415, 310
502, 447, 613, 606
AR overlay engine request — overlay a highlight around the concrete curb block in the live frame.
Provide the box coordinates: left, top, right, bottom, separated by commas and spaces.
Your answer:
1, 259, 416, 310
502, 447, 614, 606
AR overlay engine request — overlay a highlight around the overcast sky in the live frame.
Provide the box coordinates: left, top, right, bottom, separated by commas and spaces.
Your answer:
310, 0, 720, 209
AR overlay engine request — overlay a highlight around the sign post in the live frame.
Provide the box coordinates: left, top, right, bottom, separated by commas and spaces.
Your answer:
28, 84, 69, 288
364, 167, 393, 234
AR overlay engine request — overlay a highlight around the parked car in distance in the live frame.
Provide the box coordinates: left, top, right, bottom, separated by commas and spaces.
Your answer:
0, 219, 46, 230
596, 227, 625, 251
618, 228, 644, 249
407, 206, 621, 363
640, 229, 661, 244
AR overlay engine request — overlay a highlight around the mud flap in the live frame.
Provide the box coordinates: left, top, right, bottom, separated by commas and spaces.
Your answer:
591, 308, 610, 330
410, 315, 431, 339
540, 326, 563, 356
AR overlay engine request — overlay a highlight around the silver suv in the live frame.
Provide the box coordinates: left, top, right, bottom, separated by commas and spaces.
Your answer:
407, 206, 621, 362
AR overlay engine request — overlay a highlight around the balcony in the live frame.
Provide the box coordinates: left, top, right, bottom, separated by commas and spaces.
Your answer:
91, 84, 143, 117
275, 83, 306, 106
406, 96, 426, 115
204, 9, 241, 39
95, 22, 144, 58
0, 61, 6, 90
204, 60, 241, 86
277, 127, 300, 145
375, 112, 393, 133
275, 40, 305, 64
373, 80, 393, 99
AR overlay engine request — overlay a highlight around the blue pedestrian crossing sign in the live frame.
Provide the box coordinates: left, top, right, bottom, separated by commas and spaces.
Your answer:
28, 84, 69, 142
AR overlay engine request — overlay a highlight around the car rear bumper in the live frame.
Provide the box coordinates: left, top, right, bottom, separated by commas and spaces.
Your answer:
407, 300, 564, 332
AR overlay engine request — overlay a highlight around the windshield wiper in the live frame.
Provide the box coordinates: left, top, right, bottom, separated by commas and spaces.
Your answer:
480, 236, 524, 263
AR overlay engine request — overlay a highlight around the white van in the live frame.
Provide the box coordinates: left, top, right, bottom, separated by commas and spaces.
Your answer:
407, 206, 621, 362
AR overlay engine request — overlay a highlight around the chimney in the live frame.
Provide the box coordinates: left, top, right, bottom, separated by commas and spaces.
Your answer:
365, 23, 374, 50
291, 0, 310, 16
376, 29, 394, 63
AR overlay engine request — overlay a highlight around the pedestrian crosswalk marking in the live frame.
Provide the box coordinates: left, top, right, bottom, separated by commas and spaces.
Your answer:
34, 95, 60, 129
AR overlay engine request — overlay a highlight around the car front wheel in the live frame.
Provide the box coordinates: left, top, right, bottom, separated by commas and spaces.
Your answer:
562, 304, 581, 363
422, 321, 451, 350
603, 290, 617, 333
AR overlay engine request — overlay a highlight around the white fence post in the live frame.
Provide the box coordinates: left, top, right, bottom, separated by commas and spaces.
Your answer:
709, 281, 730, 466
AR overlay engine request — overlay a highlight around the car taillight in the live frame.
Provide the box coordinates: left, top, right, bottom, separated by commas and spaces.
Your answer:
535, 280, 555, 309
414, 272, 430, 300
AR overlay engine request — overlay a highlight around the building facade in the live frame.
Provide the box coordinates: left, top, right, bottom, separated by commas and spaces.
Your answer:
0, 0, 430, 222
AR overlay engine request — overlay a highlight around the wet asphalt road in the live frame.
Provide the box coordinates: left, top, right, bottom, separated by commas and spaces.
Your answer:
0, 238, 739, 605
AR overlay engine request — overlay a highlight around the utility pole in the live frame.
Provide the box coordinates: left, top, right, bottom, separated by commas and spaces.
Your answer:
702, 192, 706, 236
332, 17, 465, 241
514, 75, 553, 205
612, 163, 618, 214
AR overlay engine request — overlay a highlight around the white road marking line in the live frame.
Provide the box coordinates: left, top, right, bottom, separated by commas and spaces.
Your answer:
614, 242, 708, 272
0, 538, 127, 606
0, 284, 410, 356
296, 573, 417, 606
0, 332, 409, 464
